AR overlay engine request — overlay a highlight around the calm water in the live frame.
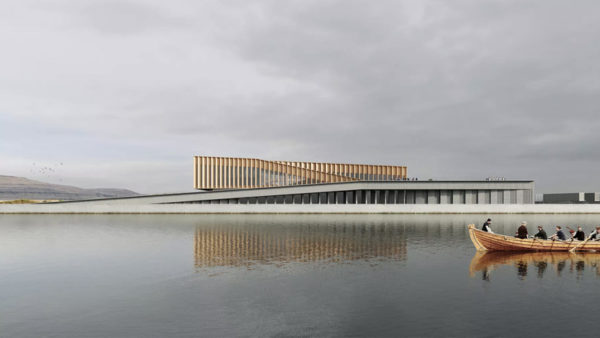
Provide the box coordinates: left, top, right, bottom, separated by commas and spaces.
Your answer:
2, 214, 600, 338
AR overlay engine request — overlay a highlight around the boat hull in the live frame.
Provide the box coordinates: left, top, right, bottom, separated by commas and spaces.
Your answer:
467, 225, 600, 252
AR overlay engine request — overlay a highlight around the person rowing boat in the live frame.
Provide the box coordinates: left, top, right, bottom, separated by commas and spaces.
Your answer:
534, 226, 547, 240
572, 226, 585, 241
481, 218, 493, 233
549, 226, 566, 241
515, 221, 528, 239
589, 227, 600, 240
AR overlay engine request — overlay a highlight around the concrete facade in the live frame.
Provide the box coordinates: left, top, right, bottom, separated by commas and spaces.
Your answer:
543, 192, 600, 204
47, 180, 535, 206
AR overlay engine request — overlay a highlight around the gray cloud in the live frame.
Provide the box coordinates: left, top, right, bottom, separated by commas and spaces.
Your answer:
75, 0, 186, 35
1, 0, 599, 193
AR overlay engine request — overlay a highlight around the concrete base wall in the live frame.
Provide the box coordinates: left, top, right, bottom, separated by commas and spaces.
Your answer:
3, 204, 600, 214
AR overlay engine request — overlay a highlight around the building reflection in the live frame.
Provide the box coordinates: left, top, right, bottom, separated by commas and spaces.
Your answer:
469, 251, 600, 280
194, 224, 407, 268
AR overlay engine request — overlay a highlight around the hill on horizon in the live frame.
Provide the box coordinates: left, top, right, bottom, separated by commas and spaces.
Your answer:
0, 175, 140, 201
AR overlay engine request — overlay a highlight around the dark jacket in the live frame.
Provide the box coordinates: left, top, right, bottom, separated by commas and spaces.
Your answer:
574, 230, 585, 241
534, 229, 547, 240
482, 222, 491, 232
516, 225, 528, 239
556, 230, 566, 240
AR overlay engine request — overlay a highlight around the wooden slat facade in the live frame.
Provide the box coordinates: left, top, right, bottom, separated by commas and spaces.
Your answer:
193, 156, 407, 190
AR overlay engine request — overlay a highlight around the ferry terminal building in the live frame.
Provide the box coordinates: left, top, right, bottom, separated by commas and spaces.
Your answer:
185, 156, 534, 205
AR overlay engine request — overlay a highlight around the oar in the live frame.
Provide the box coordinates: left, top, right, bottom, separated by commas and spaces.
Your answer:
570, 237, 592, 253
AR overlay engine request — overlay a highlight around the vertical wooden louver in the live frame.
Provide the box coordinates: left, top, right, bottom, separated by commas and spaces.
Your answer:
193, 156, 407, 190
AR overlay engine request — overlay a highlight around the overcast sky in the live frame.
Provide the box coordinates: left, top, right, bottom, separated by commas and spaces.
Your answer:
1, 0, 599, 194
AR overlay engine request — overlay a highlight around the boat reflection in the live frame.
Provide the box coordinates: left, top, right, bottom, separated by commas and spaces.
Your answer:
194, 224, 407, 268
470, 251, 600, 280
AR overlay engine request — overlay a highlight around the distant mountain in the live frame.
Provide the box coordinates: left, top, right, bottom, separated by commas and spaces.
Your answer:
0, 175, 140, 201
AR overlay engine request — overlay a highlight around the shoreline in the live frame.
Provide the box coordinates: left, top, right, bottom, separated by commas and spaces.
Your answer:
2, 204, 600, 214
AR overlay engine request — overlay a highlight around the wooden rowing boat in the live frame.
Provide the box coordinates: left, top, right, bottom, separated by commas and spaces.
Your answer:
469, 251, 600, 277
468, 224, 600, 252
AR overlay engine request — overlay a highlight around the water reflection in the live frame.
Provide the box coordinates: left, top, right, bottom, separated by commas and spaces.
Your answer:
194, 224, 407, 268
470, 251, 600, 280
